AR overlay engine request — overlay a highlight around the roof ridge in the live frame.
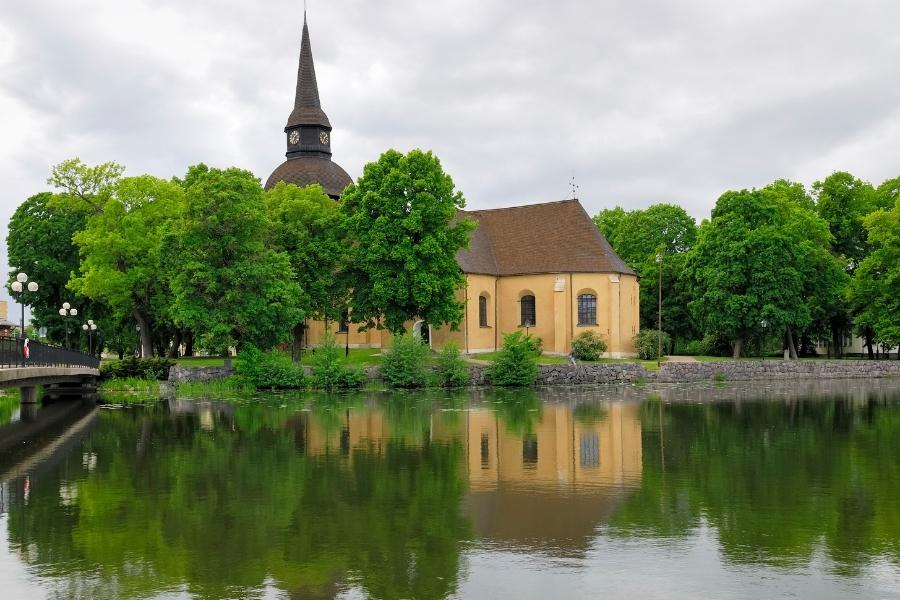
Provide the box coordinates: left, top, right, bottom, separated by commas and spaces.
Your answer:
464, 198, 580, 214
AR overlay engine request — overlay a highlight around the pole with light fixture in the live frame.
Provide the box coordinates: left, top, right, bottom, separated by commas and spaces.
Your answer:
82, 320, 98, 355
59, 303, 78, 349
10, 272, 38, 338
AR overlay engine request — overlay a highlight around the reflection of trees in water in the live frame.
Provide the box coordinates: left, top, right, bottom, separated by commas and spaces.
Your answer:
485, 389, 542, 437
0, 395, 19, 427
611, 394, 900, 575
6, 401, 472, 599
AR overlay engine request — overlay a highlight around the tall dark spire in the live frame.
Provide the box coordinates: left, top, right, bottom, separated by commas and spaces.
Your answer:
265, 12, 352, 199
286, 13, 330, 129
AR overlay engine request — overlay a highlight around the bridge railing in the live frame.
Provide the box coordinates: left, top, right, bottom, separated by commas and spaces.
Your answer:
0, 337, 100, 369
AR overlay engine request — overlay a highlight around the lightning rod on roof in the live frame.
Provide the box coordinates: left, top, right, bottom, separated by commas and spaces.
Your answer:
569, 175, 579, 200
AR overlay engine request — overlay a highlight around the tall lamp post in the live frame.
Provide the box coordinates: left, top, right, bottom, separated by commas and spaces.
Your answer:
59, 303, 78, 349
82, 320, 97, 355
10, 272, 38, 338
656, 252, 663, 368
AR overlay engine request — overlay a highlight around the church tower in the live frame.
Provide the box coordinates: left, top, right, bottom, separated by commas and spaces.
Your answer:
265, 14, 352, 198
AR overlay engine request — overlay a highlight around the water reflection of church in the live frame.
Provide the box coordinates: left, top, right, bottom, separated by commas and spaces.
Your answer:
290, 400, 643, 553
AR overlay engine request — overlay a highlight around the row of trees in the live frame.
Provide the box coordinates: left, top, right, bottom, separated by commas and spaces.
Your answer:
596, 172, 899, 358
6, 150, 473, 358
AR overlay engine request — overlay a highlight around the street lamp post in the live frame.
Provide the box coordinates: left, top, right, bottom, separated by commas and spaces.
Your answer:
656, 252, 663, 368
136, 324, 141, 358
10, 272, 38, 338
58, 303, 78, 349
82, 320, 97, 355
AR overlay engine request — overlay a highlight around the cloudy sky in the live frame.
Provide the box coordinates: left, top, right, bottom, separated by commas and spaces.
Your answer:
1, 0, 899, 303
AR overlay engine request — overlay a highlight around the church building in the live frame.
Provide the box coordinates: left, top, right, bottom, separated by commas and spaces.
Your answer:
266, 15, 639, 356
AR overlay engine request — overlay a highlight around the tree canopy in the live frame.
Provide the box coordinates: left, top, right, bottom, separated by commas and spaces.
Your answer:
849, 198, 900, 350
167, 166, 302, 353
685, 181, 845, 357
70, 175, 183, 357
340, 149, 475, 335
594, 203, 698, 349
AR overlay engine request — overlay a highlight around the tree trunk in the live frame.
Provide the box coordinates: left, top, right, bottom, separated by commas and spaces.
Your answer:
831, 323, 842, 359
292, 323, 305, 364
133, 309, 153, 358
732, 337, 743, 359
865, 330, 874, 360
167, 329, 183, 358
184, 331, 194, 357
786, 328, 799, 360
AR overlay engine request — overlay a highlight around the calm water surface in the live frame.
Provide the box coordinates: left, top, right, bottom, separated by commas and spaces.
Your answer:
0, 379, 899, 599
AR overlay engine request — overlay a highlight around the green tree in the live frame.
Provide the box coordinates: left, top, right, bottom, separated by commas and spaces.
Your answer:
594, 203, 699, 350
849, 198, 900, 354
340, 149, 475, 334
813, 172, 880, 356
265, 181, 347, 360
47, 157, 124, 215
5, 192, 99, 344
685, 181, 844, 358
168, 166, 302, 354
69, 175, 183, 358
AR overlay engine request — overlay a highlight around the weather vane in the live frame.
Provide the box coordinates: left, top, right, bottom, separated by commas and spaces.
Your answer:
569, 175, 579, 199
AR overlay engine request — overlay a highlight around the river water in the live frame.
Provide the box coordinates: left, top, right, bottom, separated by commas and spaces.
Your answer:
0, 379, 899, 599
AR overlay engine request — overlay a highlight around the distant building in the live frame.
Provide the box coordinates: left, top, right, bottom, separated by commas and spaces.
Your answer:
269, 14, 638, 356
0, 301, 17, 337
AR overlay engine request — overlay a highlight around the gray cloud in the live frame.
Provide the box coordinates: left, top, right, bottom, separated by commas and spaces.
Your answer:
1, 0, 899, 303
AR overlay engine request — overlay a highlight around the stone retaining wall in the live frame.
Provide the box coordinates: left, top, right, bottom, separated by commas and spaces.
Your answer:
537, 363, 647, 385
166, 359, 900, 387
168, 365, 234, 383
655, 359, 900, 383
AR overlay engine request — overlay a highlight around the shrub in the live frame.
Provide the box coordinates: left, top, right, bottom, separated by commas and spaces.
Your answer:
700, 333, 733, 357
381, 334, 430, 388
235, 345, 306, 390
633, 329, 672, 360
99, 356, 174, 381
311, 331, 366, 390
571, 330, 608, 361
487, 331, 540, 386
435, 343, 470, 387
679, 339, 704, 356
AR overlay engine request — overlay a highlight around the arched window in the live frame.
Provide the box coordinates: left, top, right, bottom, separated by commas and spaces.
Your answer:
479, 295, 489, 327
577, 293, 597, 326
520, 294, 536, 327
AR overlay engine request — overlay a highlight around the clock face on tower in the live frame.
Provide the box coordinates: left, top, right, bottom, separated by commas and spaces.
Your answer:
289, 130, 300, 145
319, 131, 329, 145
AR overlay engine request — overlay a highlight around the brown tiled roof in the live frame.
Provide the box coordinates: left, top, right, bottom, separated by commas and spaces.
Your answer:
286, 15, 330, 129
265, 157, 352, 198
456, 199, 634, 276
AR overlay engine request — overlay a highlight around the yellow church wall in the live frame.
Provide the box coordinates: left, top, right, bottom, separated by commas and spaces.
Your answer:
462, 273, 500, 353
299, 271, 638, 357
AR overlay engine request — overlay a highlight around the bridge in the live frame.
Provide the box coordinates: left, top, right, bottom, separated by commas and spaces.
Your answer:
0, 338, 100, 403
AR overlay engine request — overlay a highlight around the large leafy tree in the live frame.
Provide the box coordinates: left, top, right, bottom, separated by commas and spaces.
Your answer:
812, 172, 884, 356
849, 198, 900, 354
685, 181, 844, 358
340, 149, 475, 334
48, 157, 125, 215
167, 165, 302, 353
6, 192, 93, 344
594, 204, 698, 350
69, 175, 183, 358
266, 182, 347, 359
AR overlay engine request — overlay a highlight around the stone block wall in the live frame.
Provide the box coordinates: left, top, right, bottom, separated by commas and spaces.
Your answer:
655, 360, 900, 383
168, 365, 234, 383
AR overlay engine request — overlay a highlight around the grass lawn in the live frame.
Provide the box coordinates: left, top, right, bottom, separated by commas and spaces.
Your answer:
466, 352, 569, 365
174, 356, 228, 367
298, 347, 384, 366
